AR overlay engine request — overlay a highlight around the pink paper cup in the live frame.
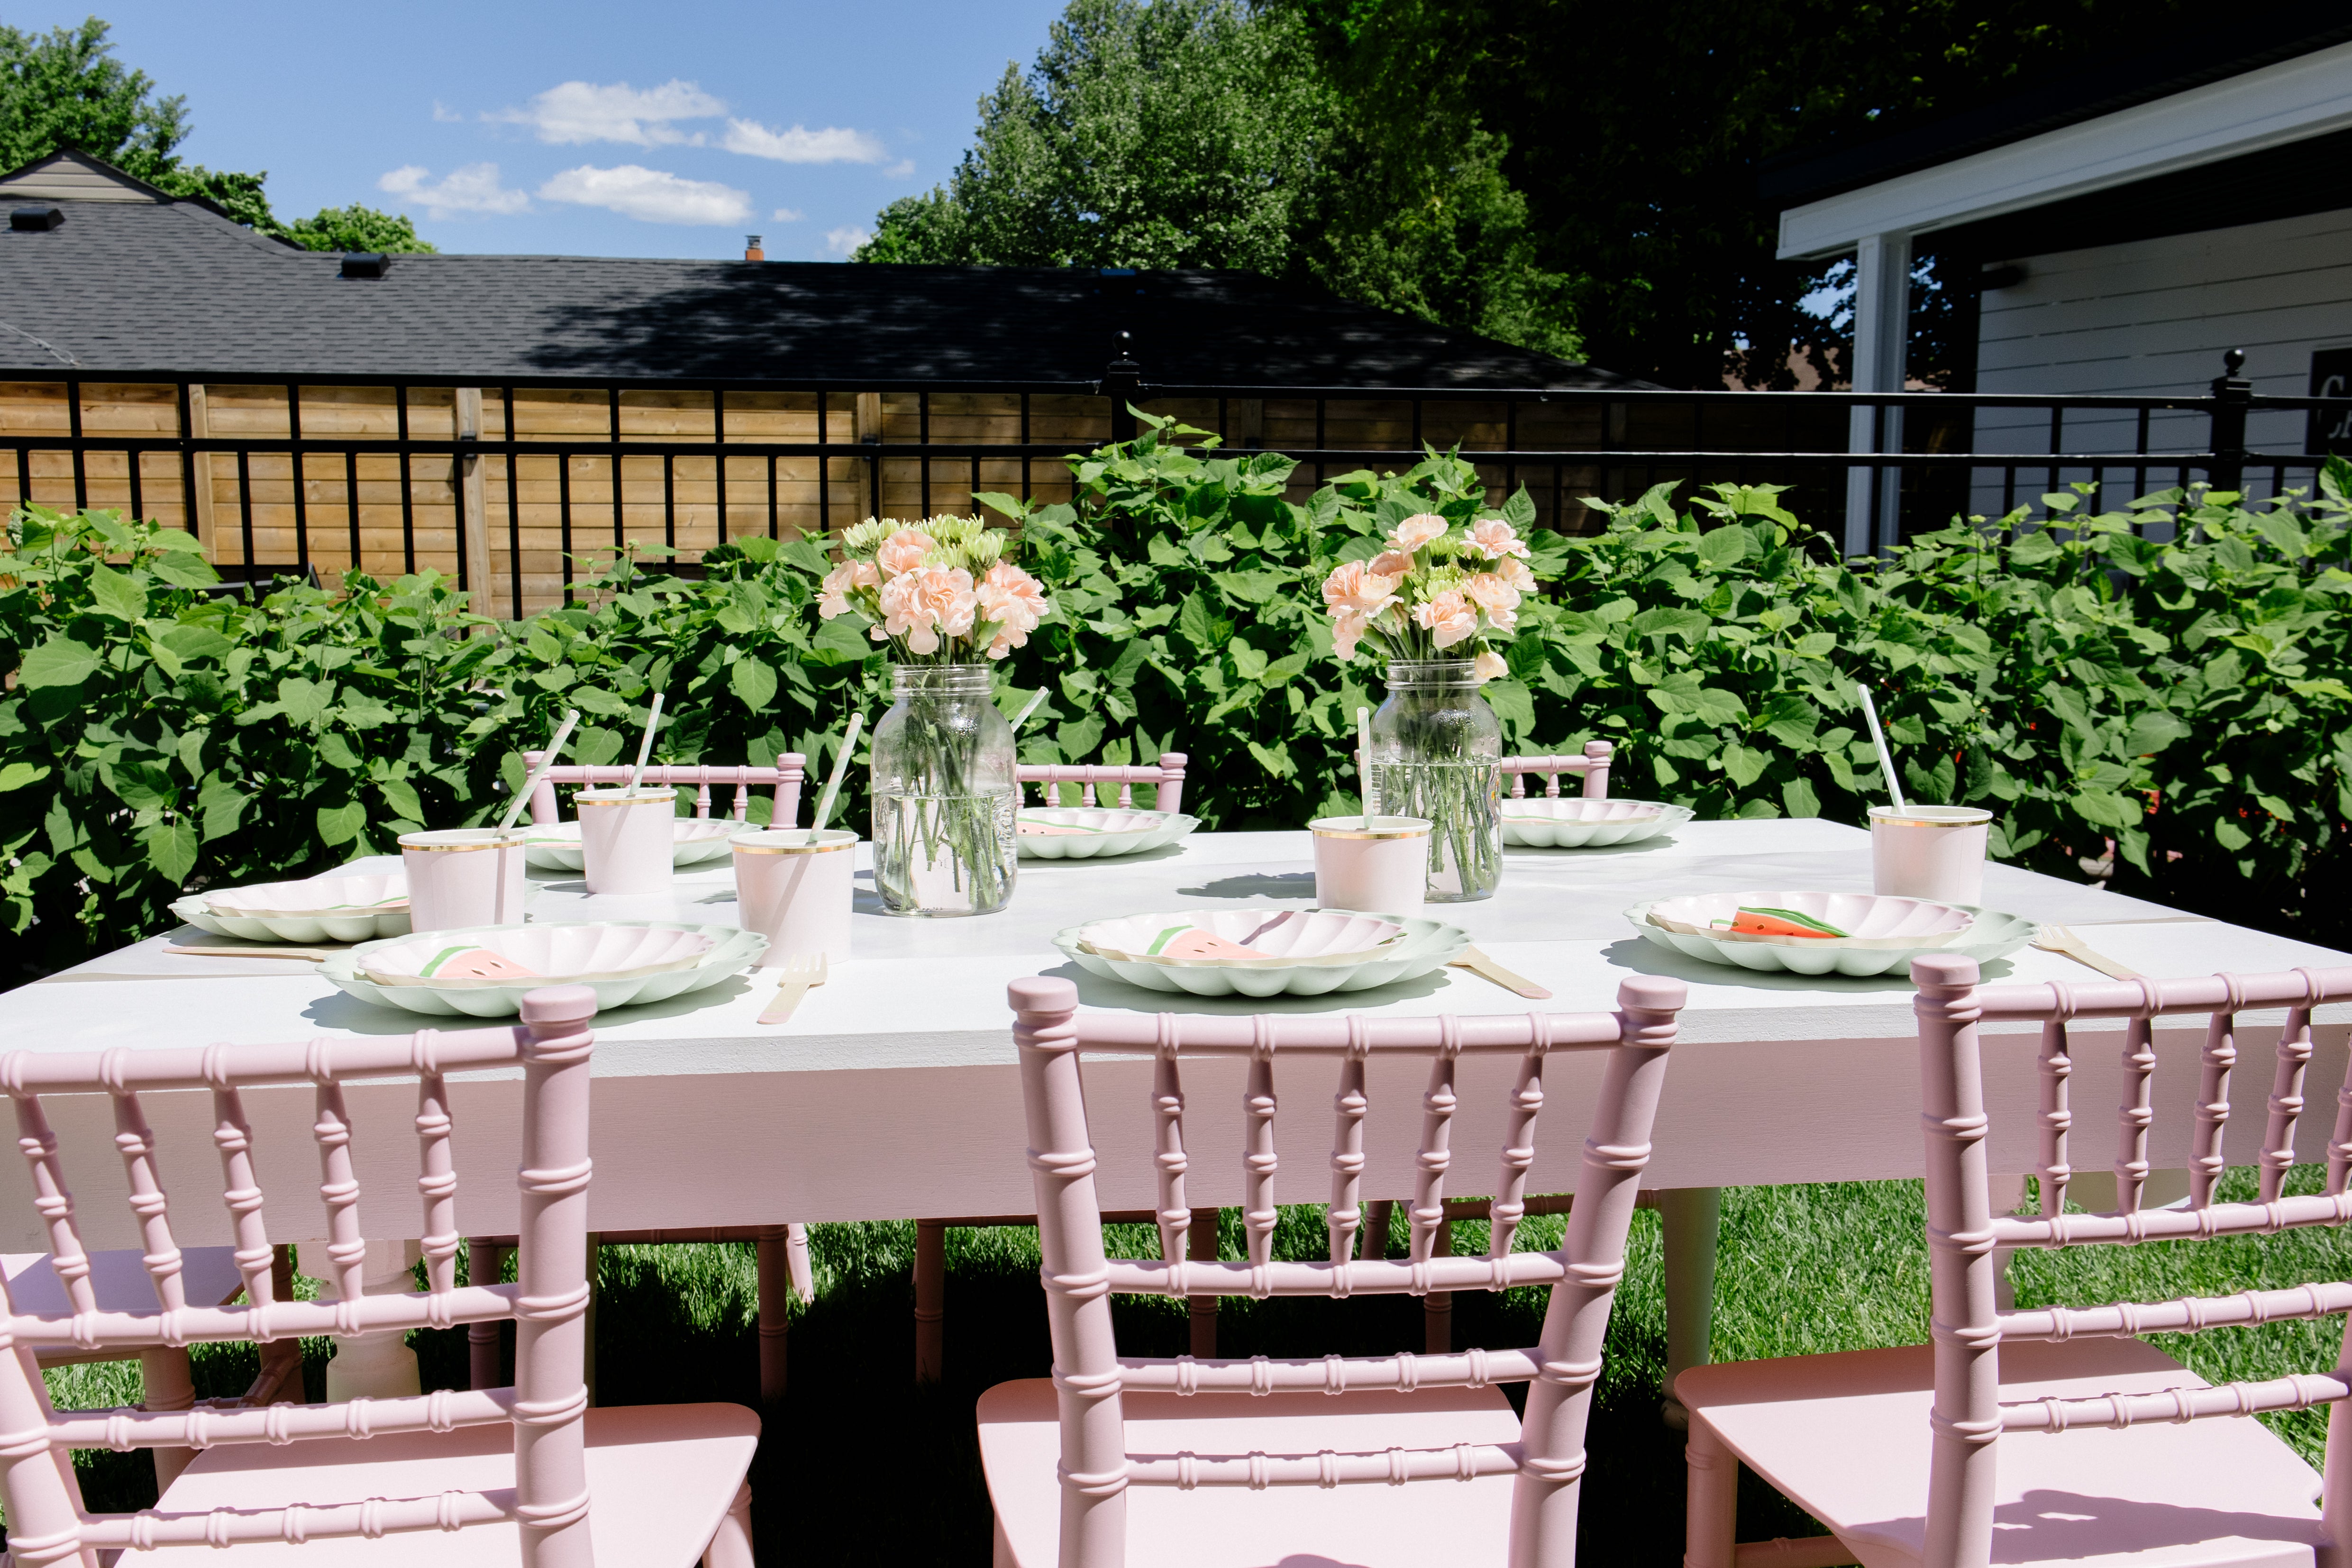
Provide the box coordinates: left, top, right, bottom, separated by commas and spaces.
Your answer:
397, 829, 528, 933
575, 786, 678, 894
1870, 804, 1993, 905
1309, 815, 1432, 914
732, 829, 857, 966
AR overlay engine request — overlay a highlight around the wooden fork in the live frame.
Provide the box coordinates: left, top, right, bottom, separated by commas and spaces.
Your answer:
758, 952, 830, 1025
2033, 924, 2142, 981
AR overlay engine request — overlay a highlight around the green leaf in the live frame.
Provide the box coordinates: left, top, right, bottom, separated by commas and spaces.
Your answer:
810, 615, 876, 663
160, 624, 232, 663
1481, 678, 1535, 734
0, 761, 49, 793
1246, 739, 1295, 779
316, 801, 368, 848
278, 676, 336, 728
1689, 687, 1747, 728
380, 777, 425, 821
1757, 694, 1820, 751
1176, 593, 1220, 651
86, 565, 147, 621
1696, 526, 1751, 569
729, 658, 779, 712
1720, 744, 1769, 789
140, 819, 199, 886
1780, 776, 1821, 819
17, 635, 102, 690
198, 776, 247, 841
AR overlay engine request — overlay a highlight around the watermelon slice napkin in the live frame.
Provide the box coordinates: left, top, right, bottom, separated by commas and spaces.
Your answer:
416, 945, 542, 980
1714, 907, 1850, 940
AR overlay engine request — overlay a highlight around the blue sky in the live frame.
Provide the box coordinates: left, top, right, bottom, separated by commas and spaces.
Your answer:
12, 0, 1067, 259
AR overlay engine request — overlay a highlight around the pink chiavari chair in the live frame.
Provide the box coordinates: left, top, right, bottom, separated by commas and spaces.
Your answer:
1498, 741, 1614, 801
1017, 753, 1187, 813
0, 987, 761, 1568
1681, 955, 2352, 1568
521, 754, 807, 828
979, 973, 1687, 1568
509, 753, 813, 1401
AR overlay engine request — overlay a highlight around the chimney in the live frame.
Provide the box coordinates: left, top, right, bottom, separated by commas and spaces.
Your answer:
744, 234, 764, 261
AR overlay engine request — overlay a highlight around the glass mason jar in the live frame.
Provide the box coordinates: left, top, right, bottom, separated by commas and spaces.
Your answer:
870, 664, 1018, 916
1369, 659, 1503, 903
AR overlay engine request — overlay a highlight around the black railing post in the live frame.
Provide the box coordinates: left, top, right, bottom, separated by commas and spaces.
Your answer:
1101, 333, 1141, 444
2207, 348, 2251, 494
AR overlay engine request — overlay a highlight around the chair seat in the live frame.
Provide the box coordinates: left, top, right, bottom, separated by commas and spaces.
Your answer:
978, 1377, 1522, 1568
4, 1248, 247, 1360
1677, 1338, 2327, 1568
136, 1402, 758, 1567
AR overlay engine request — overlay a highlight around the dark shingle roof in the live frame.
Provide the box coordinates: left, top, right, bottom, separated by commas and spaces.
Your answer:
0, 175, 1635, 392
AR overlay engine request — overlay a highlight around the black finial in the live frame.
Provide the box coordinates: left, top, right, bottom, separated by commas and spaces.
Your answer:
2224, 348, 2247, 376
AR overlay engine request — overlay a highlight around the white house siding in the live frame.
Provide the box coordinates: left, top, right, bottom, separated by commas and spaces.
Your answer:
1966, 205, 2352, 517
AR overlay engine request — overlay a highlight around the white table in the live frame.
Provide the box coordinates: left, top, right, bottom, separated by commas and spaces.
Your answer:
16, 820, 2349, 1394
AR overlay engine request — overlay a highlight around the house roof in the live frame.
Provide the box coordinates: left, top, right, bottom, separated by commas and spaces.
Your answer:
1759, 2, 2352, 210
0, 152, 1635, 392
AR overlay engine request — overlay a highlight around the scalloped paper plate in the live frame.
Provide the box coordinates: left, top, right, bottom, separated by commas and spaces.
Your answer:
173, 876, 411, 945
323, 921, 766, 1017
1502, 798, 1692, 849
1626, 892, 2035, 977
1054, 910, 1468, 997
520, 818, 739, 871
358, 922, 717, 988
1017, 808, 1200, 860
1073, 908, 1410, 968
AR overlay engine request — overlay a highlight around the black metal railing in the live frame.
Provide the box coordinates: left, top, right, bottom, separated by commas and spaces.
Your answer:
3, 354, 2344, 617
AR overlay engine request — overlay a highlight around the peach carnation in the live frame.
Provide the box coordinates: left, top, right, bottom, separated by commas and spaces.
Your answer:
1321, 559, 1401, 622
1369, 549, 1414, 578
1473, 649, 1509, 683
1468, 519, 1530, 561
1463, 572, 1520, 631
1495, 556, 1536, 593
818, 559, 879, 619
875, 529, 937, 577
1387, 513, 1449, 554
878, 564, 977, 655
977, 562, 1050, 658
1413, 589, 1477, 649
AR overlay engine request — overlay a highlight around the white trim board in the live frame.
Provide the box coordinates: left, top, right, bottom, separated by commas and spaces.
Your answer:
1778, 39, 2352, 259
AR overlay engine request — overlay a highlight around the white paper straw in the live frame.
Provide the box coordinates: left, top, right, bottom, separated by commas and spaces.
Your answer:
1012, 688, 1050, 730
498, 709, 580, 833
626, 691, 665, 795
1356, 706, 1377, 825
809, 712, 864, 842
1855, 682, 1907, 814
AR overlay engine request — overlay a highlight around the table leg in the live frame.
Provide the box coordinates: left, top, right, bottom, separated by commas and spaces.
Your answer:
466, 1239, 512, 1392
138, 1346, 196, 1491
914, 1220, 947, 1384
1187, 1212, 1220, 1359
756, 1225, 793, 1403
1659, 1186, 1721, 1430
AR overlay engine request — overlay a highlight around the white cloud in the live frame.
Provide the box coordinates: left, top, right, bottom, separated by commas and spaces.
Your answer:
824, 225, 870, 257
492, 80, 724, 146
377, 163, 529, 219
538, 164, 751, 226
721, 119, 886, 164
884, 158, 915, 179
431, 101, 463, 124
772, 207, 805, 222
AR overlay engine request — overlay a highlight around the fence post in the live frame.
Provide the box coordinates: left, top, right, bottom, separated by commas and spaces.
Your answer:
183, 383, 217, 559
2207, 348, 2251, 495
454, 387, 488, 597
1102, 332, 1141, 445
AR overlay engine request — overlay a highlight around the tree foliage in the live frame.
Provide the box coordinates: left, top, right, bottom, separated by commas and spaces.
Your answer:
857, 0, 1576, 359
0, 17, 433, 254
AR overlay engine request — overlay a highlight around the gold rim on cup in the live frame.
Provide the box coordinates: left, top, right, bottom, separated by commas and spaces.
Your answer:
398, 829, 527, 853
574, 787, 679, 809
731, 829, 859, 856
1868, 805, 1992, 828
1308, 815, 1434, 841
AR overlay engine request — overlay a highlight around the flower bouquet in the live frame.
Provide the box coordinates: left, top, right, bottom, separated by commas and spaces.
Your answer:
818, 516, 1052, 916
1317, 512, 1540, 902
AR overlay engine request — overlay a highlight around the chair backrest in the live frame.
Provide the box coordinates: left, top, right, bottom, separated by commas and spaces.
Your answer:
1911, 954, 2352, 1562
0, 987, 600, 1568
1017, 752, 1186, 814
1007, 973, 1686, 1568
1499, 742, 1614, 801
524, 753, 806, 828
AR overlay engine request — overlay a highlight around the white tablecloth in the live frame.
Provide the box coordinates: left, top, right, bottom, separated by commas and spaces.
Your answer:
9, 820, 2345, 1251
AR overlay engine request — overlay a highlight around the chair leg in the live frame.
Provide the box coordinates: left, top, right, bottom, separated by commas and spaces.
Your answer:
246, 1245, 304, 1407
1187, 1211, 1219, 1359
1424, 1217, 1453, 1355
1685, 1414, 1739, 1568
702, 1481, 755, 1568
914, 1220, 947, 1383
1359, 1199, 1393, 1261
583, 1233, 600, 1408
785, 1222, 814, 1304
466, 1240, 512, 1392
137, 1346, 196, 1491
756, 1226, 793, 1404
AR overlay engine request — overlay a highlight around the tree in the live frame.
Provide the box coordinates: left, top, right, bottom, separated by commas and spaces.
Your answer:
856, 0, 1577, 358
0, 17, 432, 254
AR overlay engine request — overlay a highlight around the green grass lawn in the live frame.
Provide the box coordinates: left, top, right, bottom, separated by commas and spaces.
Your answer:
40, 1166, 2352, 1563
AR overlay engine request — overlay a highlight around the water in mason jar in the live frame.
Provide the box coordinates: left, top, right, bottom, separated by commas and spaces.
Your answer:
872, 790, 1018, 915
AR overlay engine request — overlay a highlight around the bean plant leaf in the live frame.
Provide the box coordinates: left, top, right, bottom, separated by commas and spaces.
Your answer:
86, 566, 146, 622
18, 636, 101, 689
729, 657, 778, 713
139, 820, 199, 885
